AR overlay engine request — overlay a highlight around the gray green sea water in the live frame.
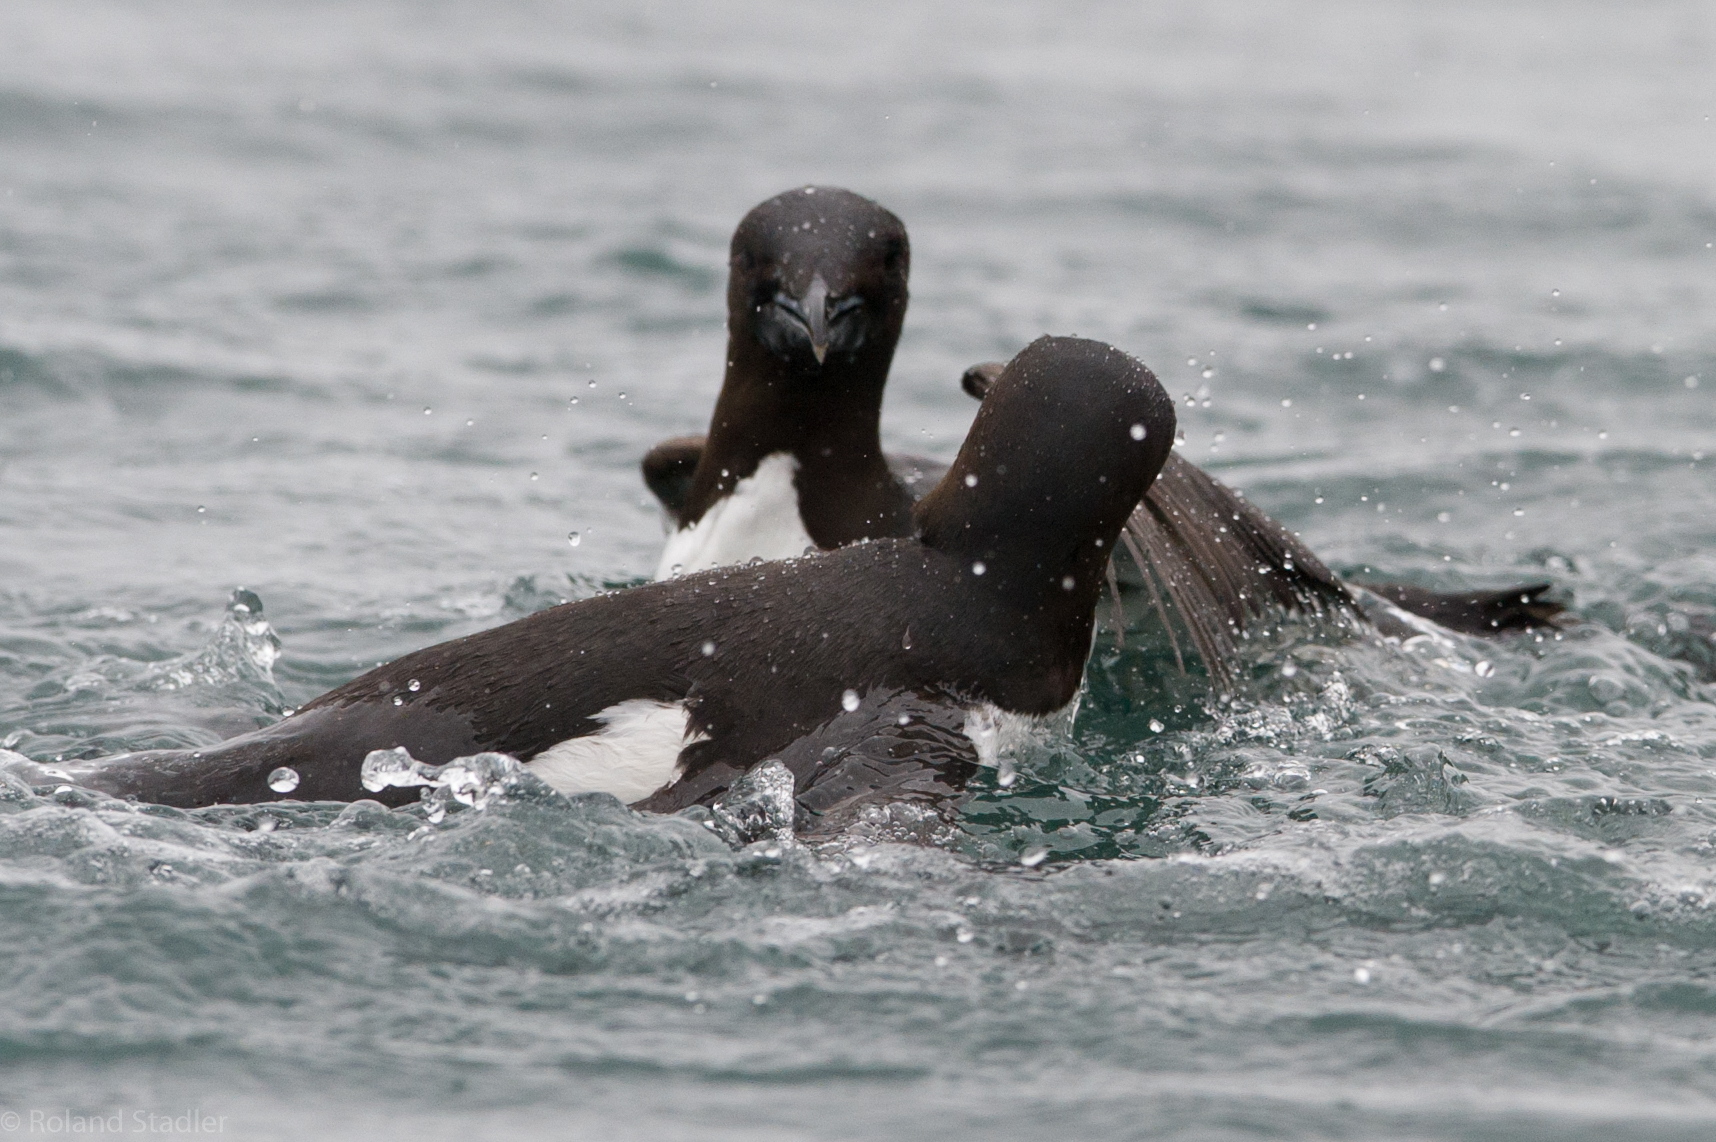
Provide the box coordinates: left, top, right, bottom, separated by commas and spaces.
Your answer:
2, 2, 1715, 1137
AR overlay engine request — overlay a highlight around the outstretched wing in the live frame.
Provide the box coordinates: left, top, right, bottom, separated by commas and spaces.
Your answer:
1117, 452, 1355, 690
1354, 581, 1564, 635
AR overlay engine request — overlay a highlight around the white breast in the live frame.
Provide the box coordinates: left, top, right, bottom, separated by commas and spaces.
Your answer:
526, 699, 707, 805
654, 451, 815, 579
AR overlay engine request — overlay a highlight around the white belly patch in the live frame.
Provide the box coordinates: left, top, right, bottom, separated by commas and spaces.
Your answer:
654, 451, 816, 579
526, 699, 707, 805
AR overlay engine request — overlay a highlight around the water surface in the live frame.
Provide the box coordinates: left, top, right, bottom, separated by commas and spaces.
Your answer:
3, 2, 1715, 1138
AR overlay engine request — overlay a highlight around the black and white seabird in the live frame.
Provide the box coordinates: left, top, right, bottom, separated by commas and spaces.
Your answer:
78, 337, 1176, 821
642, 186, 1564, 687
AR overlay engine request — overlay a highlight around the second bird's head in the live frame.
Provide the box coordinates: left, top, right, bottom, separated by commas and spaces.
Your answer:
729, 186, 909, 375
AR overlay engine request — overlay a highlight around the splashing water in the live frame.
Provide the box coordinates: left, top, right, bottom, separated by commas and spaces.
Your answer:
361, 746, 532, 822
707, 757, 797, 847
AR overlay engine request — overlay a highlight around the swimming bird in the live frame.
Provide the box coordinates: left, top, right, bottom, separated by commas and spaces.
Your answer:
78, 337, 1176, 822
642, 186, 1563, 687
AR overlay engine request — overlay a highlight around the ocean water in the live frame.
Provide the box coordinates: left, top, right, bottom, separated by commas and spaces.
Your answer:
3, 1, 1716, 1137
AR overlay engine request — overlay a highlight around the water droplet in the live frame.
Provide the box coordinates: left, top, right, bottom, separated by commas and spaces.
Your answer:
1551, 289, 1561, 298
901, 628, 913, 649
408, 678, 421, 692
1149, 719, 1165, 733
1508, 428, 1521, 438
267, 767, 300, 793
701, 640, 716, 657
1513, 508, 1525, 516
1019, 846, 1050, 868
956, 928, 975, 944
1281, 662, 1298, 677
1353, 967, 1371, 984
392, 695, 404, 706
842, 689, 860, 712
423, 407, 432, 415
568, 531, 581, 547
1474, 660, 1495, 678
1061, 575, 1076, 591
1437, 511, 1452, 523
1687, 376, 1700, 389
1280, 398, 1292, 408
1428, 357, 1446, 372
530, 472, 539, 481
196, 505, 206, 514
971, 561, 986, 576
1130, 422, 1146, 440
963, 473, 978, 487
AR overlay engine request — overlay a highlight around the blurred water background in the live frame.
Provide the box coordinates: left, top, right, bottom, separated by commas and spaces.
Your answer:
2, 1, 1715, 1138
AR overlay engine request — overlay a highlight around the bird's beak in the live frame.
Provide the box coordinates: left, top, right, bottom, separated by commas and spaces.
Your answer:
803, 273, 830, 365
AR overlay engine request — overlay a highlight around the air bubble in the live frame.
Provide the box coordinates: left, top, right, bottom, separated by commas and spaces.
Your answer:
971, 561, 986, 576
1061, 575, 1076, 591
1130, 423, 1146, 441
267, 767, 300, 793
964, 474, 978, 487
568, 531, 581, 546
842, 689, 860, 712
1429, 357, 1446, 372
701, 640, 716, 657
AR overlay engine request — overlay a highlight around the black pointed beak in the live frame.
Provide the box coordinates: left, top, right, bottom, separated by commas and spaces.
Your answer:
802, 274, 830, 365
759, 271, 866, 368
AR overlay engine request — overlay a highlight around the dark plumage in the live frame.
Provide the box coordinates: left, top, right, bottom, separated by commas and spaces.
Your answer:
646, 189, 1564, 690
665, 186, 916, 552
81, 337, 1175, 813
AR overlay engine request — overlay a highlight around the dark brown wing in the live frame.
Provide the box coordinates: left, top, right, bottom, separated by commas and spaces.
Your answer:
640, 435, 705, 521
1355, 581, 1564, 635
1120, 453, 1355, 690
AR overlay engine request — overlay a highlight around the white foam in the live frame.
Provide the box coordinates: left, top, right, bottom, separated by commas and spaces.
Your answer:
654, 451, 814, 579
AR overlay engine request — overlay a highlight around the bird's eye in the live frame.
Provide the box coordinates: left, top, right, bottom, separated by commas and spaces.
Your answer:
829, 296, 864, 321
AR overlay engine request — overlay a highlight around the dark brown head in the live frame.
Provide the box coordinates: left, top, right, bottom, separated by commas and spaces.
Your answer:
914, 336, 1175, 612
729, 186, 909, 378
